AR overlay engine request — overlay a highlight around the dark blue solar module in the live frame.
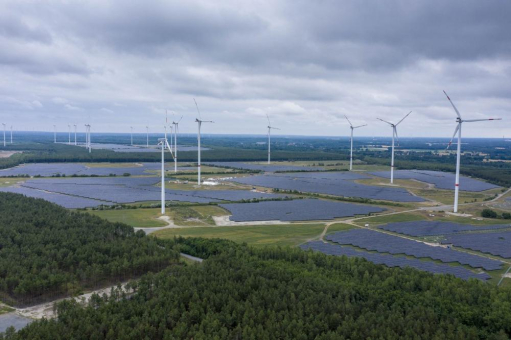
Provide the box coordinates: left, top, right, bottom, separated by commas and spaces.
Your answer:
380, 221, 511, 237
0, 162, 192, 177
326, 229, 503, 270
80, 143, 208, 153
230, 173, 424, 202
205, 162, 323, 172
220, 199, 385, 222
300, 241, 491, 281
442, 232, 511, 259
0, 187, 112, 208
369, 170, 499, 192
19, 178, 286, 205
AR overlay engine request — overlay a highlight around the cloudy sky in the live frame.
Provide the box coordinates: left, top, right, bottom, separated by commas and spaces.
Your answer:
1, 0, 510, 137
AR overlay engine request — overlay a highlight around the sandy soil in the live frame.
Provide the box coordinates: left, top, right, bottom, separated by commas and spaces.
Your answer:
16, 283, 132, 320
212, 215, 286, 226
0, 151, 20, 158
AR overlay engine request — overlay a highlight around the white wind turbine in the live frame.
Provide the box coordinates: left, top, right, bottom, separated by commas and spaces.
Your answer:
266, 114, 280, 164
377, 111, 412, 184
194, 99, 213, 186
172, 115, 183, 173
158, 137, 175, 214
344, 115, 367, 171
85, 124, 91, 153
10, 125, 13, 144
2, 123, 5, 147
443, 91, 501, 213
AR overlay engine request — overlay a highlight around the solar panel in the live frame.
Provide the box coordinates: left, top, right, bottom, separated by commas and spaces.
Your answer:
369, 170, 499, 192
205, 162, 323, 172
220, 199, 385, 222
326, 229, 503, 270
300, 241, 491, 281
0, 187, 112, 208
379, 220, 511, 237
441, 232, 511, 259
230, 173, 424, 202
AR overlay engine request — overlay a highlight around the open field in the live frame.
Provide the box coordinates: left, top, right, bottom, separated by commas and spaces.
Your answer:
84, 162, 142, 168
0, 178, 25, 187
90, 209, 168, 228
154, 223, 326, 247
410, 187, 503, 205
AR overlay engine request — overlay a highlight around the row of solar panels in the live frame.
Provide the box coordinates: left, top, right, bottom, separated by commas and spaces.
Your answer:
326, 229, 503, 270
442, 232, 511, 259
206, 161, 323, 172
0, 162, 194, 177
301, 241, 491, 281
379, 220, 511, 237
369, 170, 499, 192
220, 199, 385, 222
231, 173, 425, 202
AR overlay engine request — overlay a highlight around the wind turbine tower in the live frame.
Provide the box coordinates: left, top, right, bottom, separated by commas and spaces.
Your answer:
172, 115, 182, 173
377, 111, 412, 184
10, 126, 13, 144
146, 126, 149, 147
344, 115, 367, 171
194, 99, 213, 186
130, 127, 133, 146
2, 123, 5, 147
158, 137, 175, 214
266, 114, 280, 164
53, 125, 56, 143
443, 91, 501, 213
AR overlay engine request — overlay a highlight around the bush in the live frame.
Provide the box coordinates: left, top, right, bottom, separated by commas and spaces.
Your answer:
481, 208, 498, 218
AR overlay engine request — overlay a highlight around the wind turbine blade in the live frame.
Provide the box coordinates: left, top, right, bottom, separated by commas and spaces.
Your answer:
377, 118, 393, 126
396, 111, 412, 126
178, 116, 183, 124
344, 115, 353, 127
193, 98, 201, 119
446, 124, 460, 150
266, 114, 271, 126
394, 127, 400, 146
443, 90, 461, 118
353, 124, 367, 129
464, 118, 502, 122
271, 127, 280, 130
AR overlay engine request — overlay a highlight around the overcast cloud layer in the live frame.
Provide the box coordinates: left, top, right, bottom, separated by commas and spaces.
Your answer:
0, 0, 510, 137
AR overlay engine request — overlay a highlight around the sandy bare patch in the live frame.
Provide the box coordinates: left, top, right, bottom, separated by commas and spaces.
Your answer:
0, 151, 20, 158
212, 215, 287, 226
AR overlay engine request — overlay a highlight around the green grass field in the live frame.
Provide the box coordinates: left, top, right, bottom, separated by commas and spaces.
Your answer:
154, 223, 326, 247
0, 178, 25, 187
90, 209, 167, 228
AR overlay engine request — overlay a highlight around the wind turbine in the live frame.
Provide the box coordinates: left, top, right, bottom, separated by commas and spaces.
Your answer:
85, 124, 91, 153
2, 123, 5, 147
266, 114, 280, 164
443, 91, 501, 213
146, 126, 149, 147
377, 111, 412, 184
73, 125, 77, 145
344, 115, 367, 171
172, 115, 183, 173
68, 125, 71, 145
194, 99, 213, 186
53, 125, 56, 143
10, 125, 13, 144
158, 137, 175, 214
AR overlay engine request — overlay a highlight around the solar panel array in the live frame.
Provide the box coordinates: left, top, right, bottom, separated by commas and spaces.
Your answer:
79, 143, 208, 153
326, 229, 503, 270
230, 173, 425, 202
14, 177, 288, 206
379, 220, 511, 237
300, 241, 491, 281
442, 232, 511, 259
220, 199, 385, 222
0, 163, 193, 177
205, 162, 323, 172
369, 170, 499, 192
0, 187, 112, 208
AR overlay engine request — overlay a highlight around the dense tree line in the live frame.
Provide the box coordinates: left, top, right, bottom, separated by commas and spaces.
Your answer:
4, 237, 511, 339
0, 193, 179, 306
